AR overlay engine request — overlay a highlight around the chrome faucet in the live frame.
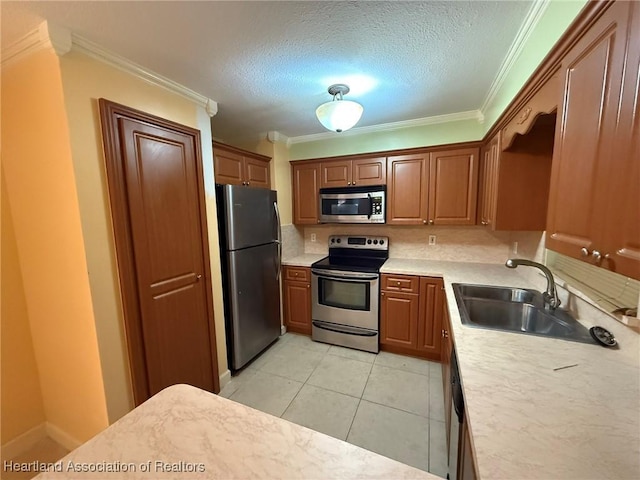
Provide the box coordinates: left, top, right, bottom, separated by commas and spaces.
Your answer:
505, 258, 561, 310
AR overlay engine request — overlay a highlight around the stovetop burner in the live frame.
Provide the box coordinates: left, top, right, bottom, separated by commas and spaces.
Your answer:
311, 235, 389, 273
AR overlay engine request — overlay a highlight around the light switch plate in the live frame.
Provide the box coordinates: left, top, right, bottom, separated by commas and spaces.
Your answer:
311, 233, 317, 242
428, 235, 436, 245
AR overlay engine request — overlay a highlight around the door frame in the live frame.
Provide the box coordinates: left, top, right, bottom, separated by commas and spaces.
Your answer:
98, 99, 219, 404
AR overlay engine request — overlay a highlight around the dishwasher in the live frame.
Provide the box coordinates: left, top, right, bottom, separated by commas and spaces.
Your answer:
448, 349, 464, 480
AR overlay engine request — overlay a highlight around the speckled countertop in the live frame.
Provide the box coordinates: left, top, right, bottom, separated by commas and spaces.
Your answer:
36, 384, 438, 480
382, 259, 640, 480
282, 253, 325, 267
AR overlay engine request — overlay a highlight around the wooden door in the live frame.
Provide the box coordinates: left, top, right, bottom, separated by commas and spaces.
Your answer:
352, 157, 387, 186
283, 267, 311, 335
428, 148, 479, 225
417, 277, 444, 358
292, 162, 321, 224
244, 157, 270, 188
213, 148, 244, 185
321, 160, 351, 187
602, 3, 640, 279
99, 99, 218, 404
546, 2, 630, 260
380, 290, 419, 349
386, 154, 429, 225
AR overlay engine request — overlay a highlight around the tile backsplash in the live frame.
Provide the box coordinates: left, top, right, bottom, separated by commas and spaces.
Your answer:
281, 224, 305, 260
303, 225, 545, 265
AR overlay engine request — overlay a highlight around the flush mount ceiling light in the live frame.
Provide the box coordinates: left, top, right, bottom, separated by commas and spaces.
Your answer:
315, 84, 364, 133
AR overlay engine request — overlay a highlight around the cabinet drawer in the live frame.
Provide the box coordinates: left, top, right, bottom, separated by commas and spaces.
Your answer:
381, 274, 419, 293
284, 266, 310, 283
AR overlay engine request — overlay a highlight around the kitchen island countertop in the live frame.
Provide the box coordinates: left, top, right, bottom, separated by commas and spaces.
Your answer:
382, 258, 640, 479
35, 384, 438, 479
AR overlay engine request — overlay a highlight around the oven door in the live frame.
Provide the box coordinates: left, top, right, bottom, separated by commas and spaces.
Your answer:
319, 192, 383, 223
311, 268, 379, 330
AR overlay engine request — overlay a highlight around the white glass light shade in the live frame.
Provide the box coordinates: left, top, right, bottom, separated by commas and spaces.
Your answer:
315, 99, 364, 133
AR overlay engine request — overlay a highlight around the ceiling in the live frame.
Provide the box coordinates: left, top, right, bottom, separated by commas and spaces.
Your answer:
1, 1, 535, 144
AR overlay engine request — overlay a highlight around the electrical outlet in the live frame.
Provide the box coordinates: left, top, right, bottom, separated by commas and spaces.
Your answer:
311, 233, 317, 243
428, 235, 436, 246
512, 241, 518, 255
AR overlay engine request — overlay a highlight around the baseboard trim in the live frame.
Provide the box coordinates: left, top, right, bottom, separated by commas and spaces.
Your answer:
218, 370, 232, 390
1, 423, 47, 461
45, 422, 82, 451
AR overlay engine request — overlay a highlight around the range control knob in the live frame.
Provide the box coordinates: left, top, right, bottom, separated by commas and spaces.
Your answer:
337, 238, 341, 243
367, 239, 372, 244
380, 239, 385, 245
373, 239, 379, 245
331, 238, 335, 243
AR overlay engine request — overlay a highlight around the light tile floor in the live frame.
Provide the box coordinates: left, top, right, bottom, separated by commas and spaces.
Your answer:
220, 333, 448, 477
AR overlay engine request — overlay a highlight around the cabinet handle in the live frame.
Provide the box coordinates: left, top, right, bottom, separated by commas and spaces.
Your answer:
592, 250, 610, 263
381, 292, 385, 296
347, 182, 352, 185
423, 220, 427, 224
196, 274, 202, 281
481, 221, 488, 225
429, 219, 434, 225
353, 181, 356, 185
396, 281, 401, 286
581, 247, 590, 257
307, 284, 310, 288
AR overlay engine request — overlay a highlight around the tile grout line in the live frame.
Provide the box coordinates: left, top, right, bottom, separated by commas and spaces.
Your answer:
344, 360, 375, 441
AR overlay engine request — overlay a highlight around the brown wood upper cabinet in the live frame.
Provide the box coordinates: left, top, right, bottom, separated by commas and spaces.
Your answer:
213, 141, 271, 188
292, 162, 321, 225
321, 156, 386, 188
387, 148, 479, 225
546, 1, 640, 279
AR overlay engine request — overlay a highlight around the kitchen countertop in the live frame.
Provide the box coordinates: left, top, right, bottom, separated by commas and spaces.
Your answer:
35, 384, 438, 479
382, 259, 640, 479
282, 253, 326, 267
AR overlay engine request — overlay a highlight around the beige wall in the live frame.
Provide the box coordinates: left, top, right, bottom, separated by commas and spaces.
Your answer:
58, 50, 229, 417
1, 49, 109, 444
1, 170, 46, 444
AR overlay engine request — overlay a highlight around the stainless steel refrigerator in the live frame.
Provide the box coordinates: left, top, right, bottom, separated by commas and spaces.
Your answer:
216, 184, 282, 371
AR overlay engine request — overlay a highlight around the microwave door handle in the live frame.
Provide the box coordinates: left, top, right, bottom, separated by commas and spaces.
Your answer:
368, 193, 373, 219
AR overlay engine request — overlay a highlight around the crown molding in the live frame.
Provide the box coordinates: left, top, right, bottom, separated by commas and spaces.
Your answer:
289, 109, 483, 145
479, 0, 550, 115
2, 21, 218, 117
266, 131, 291, 146
1, 21, 71, 68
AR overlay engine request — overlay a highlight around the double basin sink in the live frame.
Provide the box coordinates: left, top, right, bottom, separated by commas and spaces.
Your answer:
452, 284, 596, 345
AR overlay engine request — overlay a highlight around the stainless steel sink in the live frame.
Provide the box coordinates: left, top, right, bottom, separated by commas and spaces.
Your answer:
452, 284, 596, 345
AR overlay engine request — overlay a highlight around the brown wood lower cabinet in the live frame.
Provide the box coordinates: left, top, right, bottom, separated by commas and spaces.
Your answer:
380, 274, 443, 360
283, 266, 311, 335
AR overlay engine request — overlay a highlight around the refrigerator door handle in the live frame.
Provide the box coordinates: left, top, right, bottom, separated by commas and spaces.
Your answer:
273, 201, 282, 280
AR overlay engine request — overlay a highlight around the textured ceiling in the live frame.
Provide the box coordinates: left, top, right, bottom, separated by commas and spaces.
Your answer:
1, 1, 534, 143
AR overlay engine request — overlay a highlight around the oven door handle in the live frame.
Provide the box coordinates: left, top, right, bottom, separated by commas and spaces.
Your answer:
312, 320, 378, 337
311, 269, 378, 281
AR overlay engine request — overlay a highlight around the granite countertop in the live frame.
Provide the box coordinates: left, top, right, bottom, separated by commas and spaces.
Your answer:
282, 253, 326, 267
36, 384, 438, 479
382, 259, 640, 479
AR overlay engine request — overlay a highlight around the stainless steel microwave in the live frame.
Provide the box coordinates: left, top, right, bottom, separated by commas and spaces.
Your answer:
319, 186, 386, 223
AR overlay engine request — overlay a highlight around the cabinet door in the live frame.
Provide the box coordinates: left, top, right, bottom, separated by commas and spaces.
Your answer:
380, 290, 419, 349
546, 2, 630, 260
283, 278, 311, 335
602, 3, 640, 279
417, 277, 444, 357
386, 154, 429, 225
352, 157, 387, 186
214, 149, 244, 185
292, 163, 320, 224
428, 148, 479, 225
244, 157, 270, 189
321, 160, 351, 187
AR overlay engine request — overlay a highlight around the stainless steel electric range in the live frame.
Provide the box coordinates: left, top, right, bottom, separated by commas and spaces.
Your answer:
310, 235, 389, 353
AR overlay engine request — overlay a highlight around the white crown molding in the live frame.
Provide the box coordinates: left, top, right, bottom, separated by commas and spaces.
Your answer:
2, 21, 218, 117
71, 34, 218, 117
1, 21, 71, 68
479, 0, 550, 116
266, 130, 291, 146
289, 110, 483, 145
